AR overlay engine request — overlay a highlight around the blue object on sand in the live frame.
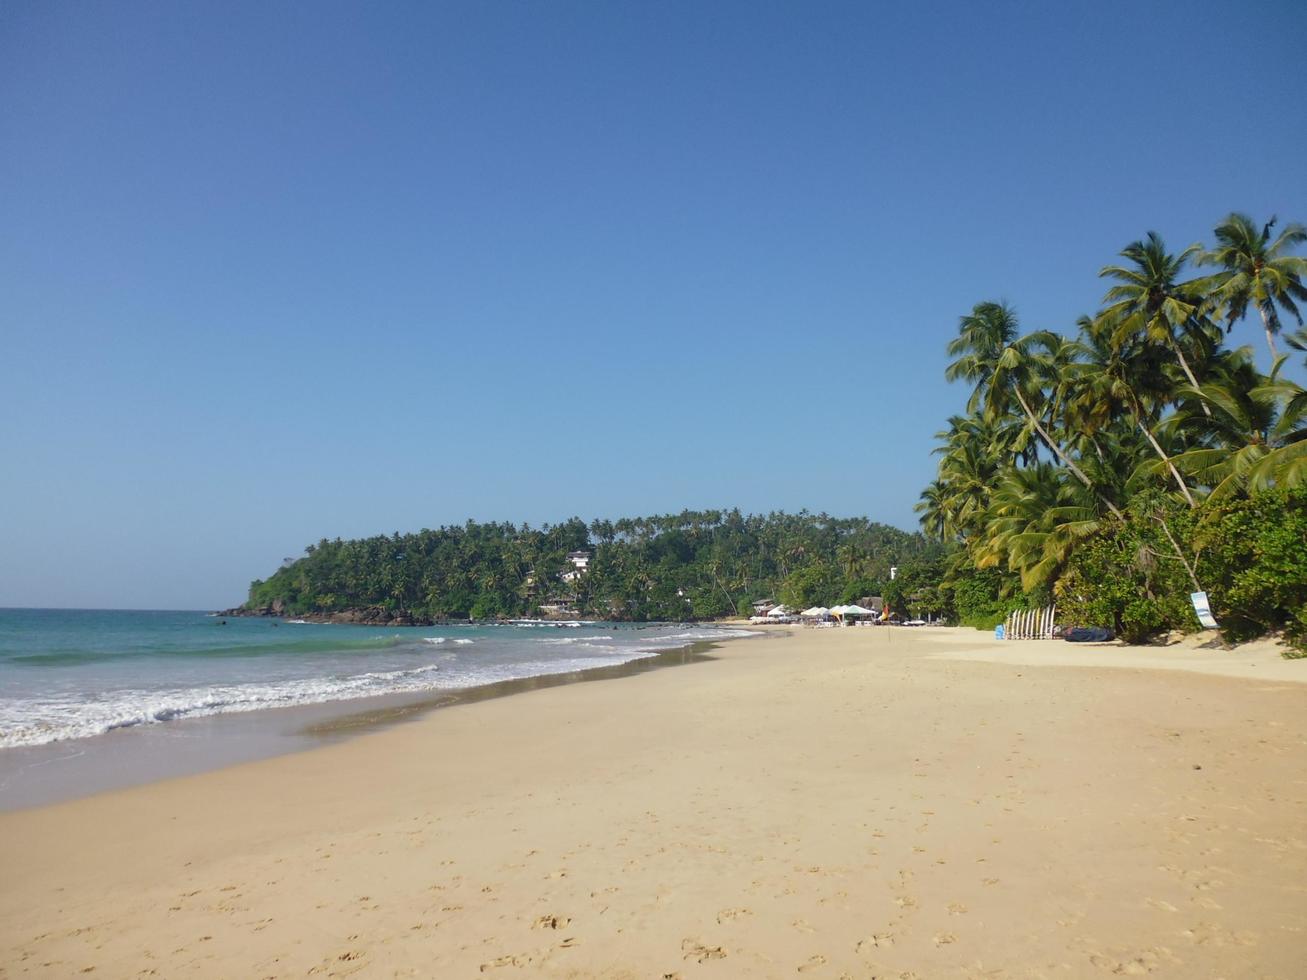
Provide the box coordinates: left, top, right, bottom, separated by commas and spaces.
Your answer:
995, 624, 1005, 639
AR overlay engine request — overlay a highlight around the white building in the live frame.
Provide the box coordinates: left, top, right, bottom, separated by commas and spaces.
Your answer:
561, 550, 592, 584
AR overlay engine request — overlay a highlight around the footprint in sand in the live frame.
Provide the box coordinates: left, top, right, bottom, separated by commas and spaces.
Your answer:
932, 932, 956, 946
480, 952, 535, 971
533, 915, 571, 930
947, 902, 968, 915
1180, 922, 1258, 947
797, 954, 827, 972
681, 939, 727, 963
1088, 953, 1150, 975
855, 932, 895, 952
716, 908, 752, 924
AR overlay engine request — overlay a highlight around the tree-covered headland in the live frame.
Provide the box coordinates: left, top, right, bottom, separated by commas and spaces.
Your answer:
244, 511, 945, 623
919, 213, 1307, 654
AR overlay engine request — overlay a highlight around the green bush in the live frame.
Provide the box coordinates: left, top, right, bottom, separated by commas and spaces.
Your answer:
1197, 487, 1307, 653
1054, 488, 1307, 654
946, 563, 1025, 629
1055, 498, 1201, 643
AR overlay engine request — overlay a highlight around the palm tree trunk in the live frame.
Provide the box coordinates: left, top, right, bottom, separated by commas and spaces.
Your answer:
1258, 306, 1279, 360
1137, 419, 1197, 508
1170, 339, 1212, 418
709, 562, 738, 616
1153, 514, 1204, 595
1013, 389, 1126, 521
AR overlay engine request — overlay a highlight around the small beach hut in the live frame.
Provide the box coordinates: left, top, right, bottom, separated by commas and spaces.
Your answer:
766, 605, 790, 619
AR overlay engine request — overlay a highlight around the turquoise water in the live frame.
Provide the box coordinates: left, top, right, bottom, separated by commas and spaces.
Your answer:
0, 609, 754, 749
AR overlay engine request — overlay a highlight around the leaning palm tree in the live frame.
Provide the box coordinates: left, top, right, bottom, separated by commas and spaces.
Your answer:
1245, 339, 1307, 490
1098, 231, 1217, 415
946, 301, 1125, 520
1157, 349, 1305, 499
971, 464, 1102, 593
1198, 213, 1307, 360
934, 412, 1032, 468
1069, 315, 1198, 507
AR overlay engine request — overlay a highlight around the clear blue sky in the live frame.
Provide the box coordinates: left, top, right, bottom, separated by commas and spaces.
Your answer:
2, 1, 1304, 609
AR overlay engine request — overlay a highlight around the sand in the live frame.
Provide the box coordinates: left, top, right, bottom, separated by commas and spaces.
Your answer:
2, 626, 1305, 978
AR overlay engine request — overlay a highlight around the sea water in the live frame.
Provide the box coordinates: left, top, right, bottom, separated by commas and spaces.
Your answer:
0, 609, 756, 750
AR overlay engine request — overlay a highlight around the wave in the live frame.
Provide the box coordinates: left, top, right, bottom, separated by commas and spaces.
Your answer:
0, 623, 761, 750
643, 627, 761, 644
0, 644, 677, 749
0, 661, 444, 749
8, 634, 412, 667
509, 620, 595, 628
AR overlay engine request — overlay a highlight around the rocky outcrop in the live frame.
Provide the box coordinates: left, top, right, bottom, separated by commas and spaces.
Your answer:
213, 604, 445, 626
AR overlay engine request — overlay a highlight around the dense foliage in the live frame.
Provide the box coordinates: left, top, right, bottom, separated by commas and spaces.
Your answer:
917, 212, 1307, 654
245, 511, 940, 621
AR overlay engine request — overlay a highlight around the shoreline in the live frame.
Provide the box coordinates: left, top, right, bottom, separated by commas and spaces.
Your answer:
3, 626, 1303, 977
0, 630, 755, 813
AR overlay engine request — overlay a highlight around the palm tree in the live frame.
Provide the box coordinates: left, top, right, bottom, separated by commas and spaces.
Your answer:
914, 480, 951, 541
1198, 213, 1307, 360
937, 439, 1000, 539
1068, 316, 1198, 507
946, 302, 1125, 520
1098, 231, 1216, 415
837, 541, 863, 580
1158, 349, 1304, 499
970, 464, 1101, 592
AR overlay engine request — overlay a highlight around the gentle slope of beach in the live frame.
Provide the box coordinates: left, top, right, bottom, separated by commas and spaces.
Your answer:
2, 626, 1305, 978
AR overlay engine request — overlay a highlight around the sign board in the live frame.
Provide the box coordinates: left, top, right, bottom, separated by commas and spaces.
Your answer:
1190, 591, 1219, 630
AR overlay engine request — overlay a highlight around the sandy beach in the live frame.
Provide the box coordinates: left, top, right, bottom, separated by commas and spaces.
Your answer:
2, 626, 1305, 979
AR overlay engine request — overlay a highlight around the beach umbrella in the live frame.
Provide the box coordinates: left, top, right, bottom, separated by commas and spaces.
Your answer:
799, 607, 829, 617
828, 605, 852, 616
842, 605, 874, 616
767, 605, 790, 617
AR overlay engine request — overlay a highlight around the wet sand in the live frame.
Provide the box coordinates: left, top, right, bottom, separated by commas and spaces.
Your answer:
1, 626, 1305, 978
0, 641, 719, 812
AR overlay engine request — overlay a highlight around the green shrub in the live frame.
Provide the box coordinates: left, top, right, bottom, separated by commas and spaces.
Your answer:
1196, 487, 1307, 653
1055, 498, 1200, 643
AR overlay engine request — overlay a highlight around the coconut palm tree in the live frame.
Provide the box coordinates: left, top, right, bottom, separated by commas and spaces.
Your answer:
1098, 231, 1217, 415
1158, 349, 1304, 499
1198, 213, 1307, 360
1068, 316, 1198, 507
946, 302, 1125, 520
970, 464, 1101, 592
914, 480, 952, 541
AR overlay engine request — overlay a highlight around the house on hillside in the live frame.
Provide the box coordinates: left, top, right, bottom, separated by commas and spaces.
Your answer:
561, 550, 592, 584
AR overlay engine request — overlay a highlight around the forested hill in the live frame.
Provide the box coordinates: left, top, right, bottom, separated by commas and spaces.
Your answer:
241, 510, 942, 622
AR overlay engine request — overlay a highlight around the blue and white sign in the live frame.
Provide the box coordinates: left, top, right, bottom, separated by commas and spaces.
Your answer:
1190, 591, 1219, 629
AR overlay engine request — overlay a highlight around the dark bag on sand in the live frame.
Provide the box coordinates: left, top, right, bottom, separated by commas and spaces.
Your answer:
1063, 626, 1115, 643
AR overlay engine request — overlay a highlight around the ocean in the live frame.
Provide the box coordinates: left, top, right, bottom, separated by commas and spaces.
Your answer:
0, 609, 756, 751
